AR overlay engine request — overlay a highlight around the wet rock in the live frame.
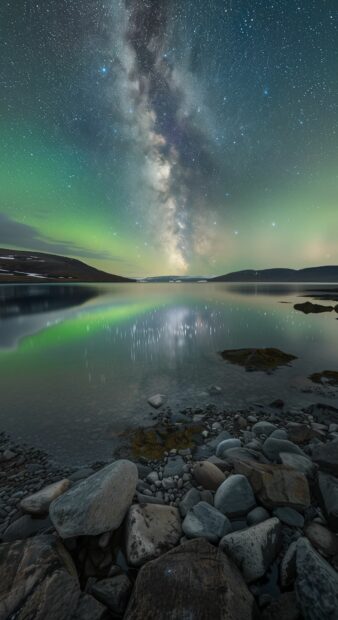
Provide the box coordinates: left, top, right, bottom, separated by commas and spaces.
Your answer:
252, 421, 278, 438
147, 394, 165, 409
233, 459, 310, 511
311, 440, 338, 476
182, 501, 231, 543
273, 507, 304, 528
316, 472, 338, 532
50, 460, 138, 538
20, 479, 70, 515
91, 574, 132, 616
125, 503, 182, 567
216, 438, 241, 458
124, 538, 257, 620
2, 514, 53, 542
220, 347, 297, 372
279, 452, 318, 479
263, 438, 305, 462
295, 537, 338, 620
305, 522, 338, 557
193, 461, 225, 490
179, 488, 201, 517
220, 517, 281, 583
247, 506, 270, 526
214, 474, 256, 517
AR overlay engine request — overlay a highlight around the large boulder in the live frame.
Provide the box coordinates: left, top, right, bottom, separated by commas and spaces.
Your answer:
220, 517, 281, 583
214, 474, 256, 517
316, 472, 338, 532
20, 479, 71, 515
0, 535, 108, 620
263, 438, 305, 462
182, 501, 232, 543
233, 459, 310, 511
311, 440, 338, 476
295, 537, 338, 620
124, 538, 257, 620
125, 503, 182, 567
49, 460, 138, 538
193, 461, 225, 490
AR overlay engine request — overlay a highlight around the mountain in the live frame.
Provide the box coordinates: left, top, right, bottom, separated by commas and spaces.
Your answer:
210, 266, 338, 283
138, 275, 208, 283
0, 249, 135, 283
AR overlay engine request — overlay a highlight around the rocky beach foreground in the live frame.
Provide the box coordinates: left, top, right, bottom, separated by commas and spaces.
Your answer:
1, 396, 338, 619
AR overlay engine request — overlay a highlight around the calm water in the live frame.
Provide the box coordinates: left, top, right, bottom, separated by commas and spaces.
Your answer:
0, 283, 337, 465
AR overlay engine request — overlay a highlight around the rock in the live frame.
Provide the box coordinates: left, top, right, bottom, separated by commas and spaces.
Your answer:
220, 347, 297, 372
220, 517, 281, 583
69, 468, 95, 482
216, 438, 241, 458
270, 429, 288, 440
273, 507, 304, 528
279, 452, 318, 478
317, 472, 338, 532
20, 479, 71, 515
163, 455, 185, 477
207, 455, 229, 471
263, 438, 305, 462
179, 488, 201, 517
280, 541, 297, 588
246, 506, 270, 526
182, 501, 232, 543
200, 489, 214, 505
125, 503, 182, 567
1, 449, 16, 461
2, 514, 53, 542
223, 446, 270, 465
208, 384, 222, 394
311, 440, 338, 476
50, 460, 138, 538
193, 461, 225, 490
207, 430, 232, 449
214, 474, 256, 517
286, 422, 313, 444
261, 592, 301, 620
233, 459, 310, 511
252, 421, 278, 438
305, 522, 338, 557
0, 535, 108, 620
91, 575, 132, 616
147, 394, 165, 408
137, 493, 164, 505
295, 537, 338, 620
124, 538, 257, 620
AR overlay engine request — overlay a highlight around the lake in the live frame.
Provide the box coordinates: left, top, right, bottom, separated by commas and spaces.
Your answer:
0, 282, 337, 465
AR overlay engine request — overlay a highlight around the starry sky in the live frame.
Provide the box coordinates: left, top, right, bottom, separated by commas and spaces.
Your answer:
1, 1, 337, 277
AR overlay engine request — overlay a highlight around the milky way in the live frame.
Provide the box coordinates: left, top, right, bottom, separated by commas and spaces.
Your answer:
1, 1, 337, 276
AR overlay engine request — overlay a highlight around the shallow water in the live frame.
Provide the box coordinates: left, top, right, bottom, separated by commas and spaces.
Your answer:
0, 282, 337, 465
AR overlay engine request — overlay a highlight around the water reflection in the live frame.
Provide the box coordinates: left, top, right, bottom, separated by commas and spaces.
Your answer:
0, 284, 99, 318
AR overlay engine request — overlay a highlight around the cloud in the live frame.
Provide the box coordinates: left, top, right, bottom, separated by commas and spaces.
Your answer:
0, 212, 118, 261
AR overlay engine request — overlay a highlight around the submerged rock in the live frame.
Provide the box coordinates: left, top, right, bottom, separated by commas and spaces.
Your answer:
125, 503, 182, 567
49, 460, 138, 538
20, 479, 71, 515
220, 347, 297, 372
214, 474, 256, 517
220, 517, 281, 583
124, 538, 257, 620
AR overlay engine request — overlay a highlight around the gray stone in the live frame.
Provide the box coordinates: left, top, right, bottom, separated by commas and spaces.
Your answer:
216, 439, 241, 458
317, 472, 338, 532
91, 575, 132, 615
220, 517, 281, 583
125, 503, 182, 567
279, 452, 318, 478
295, 537, 338, 620
222, 447, 270, 465
69, 468, 95, 482
246, 506, 270, 526
163, 455, 185, 477
20, 479, 71, 515
263, 438, 306, 462
305, 522, 338, 557
270, 429, 288, 440
137, 493, 164, 505
193, 461, 225, 490
3, 514, 53, 542
179, 488, 201, 517
124, 538, 257, 620
214, 474, 256, 517
252, 421, 278, 438
280, 541, 297, 588
50, 460, 138, 538
182, 501, 232, 543
273, 507, 304, 528
311, 440, 338, 476
207, 430, 232, 449
147, 394, 165, 408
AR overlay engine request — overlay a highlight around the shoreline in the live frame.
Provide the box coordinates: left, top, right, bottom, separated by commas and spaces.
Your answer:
1, 397, 338, 618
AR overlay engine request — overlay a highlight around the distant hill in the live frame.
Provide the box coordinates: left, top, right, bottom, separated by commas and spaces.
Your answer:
210, 266, 338, 283
0, 249, 135, 283
139, 275, 208, 283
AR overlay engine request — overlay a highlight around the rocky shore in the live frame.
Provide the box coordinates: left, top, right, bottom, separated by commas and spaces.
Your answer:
1, 397, 338, 619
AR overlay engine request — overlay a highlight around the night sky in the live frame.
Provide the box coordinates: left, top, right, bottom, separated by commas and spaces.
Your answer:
1, 1, 337, 277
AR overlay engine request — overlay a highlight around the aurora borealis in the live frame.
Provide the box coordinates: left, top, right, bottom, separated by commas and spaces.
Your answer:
1, 1, 337, 277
